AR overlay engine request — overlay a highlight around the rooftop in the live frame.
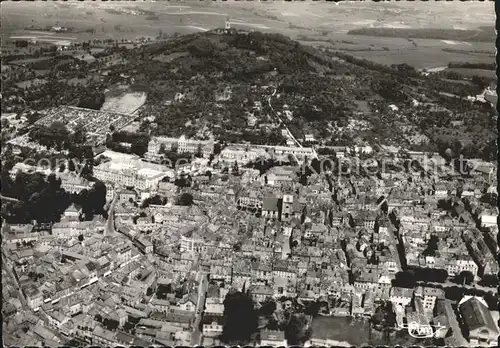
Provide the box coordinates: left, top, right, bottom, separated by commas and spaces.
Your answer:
260, 329, 286, 342
459, 297, 498, 334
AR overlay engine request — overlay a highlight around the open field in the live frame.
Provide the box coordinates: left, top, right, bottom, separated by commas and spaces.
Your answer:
445, 68, 496, 79
311, 316, 436, 346
348, 48, 494, 70
295, 33, 494, 69
347, 27, 495, 42
101, 87, 147, 115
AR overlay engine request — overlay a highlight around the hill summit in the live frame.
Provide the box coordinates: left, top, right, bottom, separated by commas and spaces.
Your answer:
117, 30, 495, 160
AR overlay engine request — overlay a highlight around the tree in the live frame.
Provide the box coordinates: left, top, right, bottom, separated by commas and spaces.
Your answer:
174, 175, 191, 188
176, 193, 193, 206
259, 300, 277, 316
77, 181, 106, 220
478, 274, 499, 287
171, 142, 179, 154
78, 234, 84, 242
304, 301, 321, 317
422, 235, 439, 257
29, 122, 70, 150
71, 124, 87, 145
68, 159, 76, 172
26, 111, 41, 124
141, 194, 167, 208
2, 170, 73, 224
130, 137, 149, 157
77, 91, 105, 110
444, 286, 465, 302
285, 314, 311, 345
221, 291, 258, 344
214, 142, 222, 155
455, 271, 474, 285
392, 270, 416, 288
159, 143, 166, 154
232, 161, 240, 176
195, 143, 203, 158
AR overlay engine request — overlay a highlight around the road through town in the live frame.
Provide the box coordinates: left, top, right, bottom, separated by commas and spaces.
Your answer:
105, 189, 118, 237
2, 251, 29, 310
191, 272, 209, 346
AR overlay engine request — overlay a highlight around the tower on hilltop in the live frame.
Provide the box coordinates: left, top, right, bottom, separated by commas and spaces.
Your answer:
225, 18, 231, 30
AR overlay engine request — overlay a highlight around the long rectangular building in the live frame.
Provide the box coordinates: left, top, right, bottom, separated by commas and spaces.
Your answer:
226, 143, 316, 159
94, 158, 174, 191
147, 135, 214, 160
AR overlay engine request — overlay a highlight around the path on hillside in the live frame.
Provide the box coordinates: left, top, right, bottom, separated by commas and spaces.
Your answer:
267, 86, 303, 149
0, 195, 20, 203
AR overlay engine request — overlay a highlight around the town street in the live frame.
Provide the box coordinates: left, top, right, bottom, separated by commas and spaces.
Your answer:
443, 299, 468, 346
191, 271, 209, 346
105, 189, 118, 237
2, 251, 29, 310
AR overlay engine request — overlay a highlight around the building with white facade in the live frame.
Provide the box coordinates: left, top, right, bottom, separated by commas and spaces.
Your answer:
389, 286, 414, 307
415, 286, 445, 315
272, 145, 315, 159
480, 213, 497, 229
202, 316, 225, 337
218, 145, 267, 166
93, 157, 174, 191
9, 162, 52, 179
146, 135, 214, 160
59, 173, 95, 194
260, 330, 287, 347
180, 235, 205, 253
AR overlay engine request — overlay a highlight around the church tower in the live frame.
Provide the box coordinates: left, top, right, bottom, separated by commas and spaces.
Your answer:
225, 18, 231, 30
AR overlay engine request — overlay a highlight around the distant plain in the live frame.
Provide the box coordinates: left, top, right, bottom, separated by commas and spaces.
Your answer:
1, 1, 495, 70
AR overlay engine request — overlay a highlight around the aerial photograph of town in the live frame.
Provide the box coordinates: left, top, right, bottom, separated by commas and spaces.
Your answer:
1, 1, 498, 347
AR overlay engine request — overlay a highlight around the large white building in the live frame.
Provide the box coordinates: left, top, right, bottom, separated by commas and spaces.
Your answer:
180, 235, 205, 253
260, 330, 287, 347
480, 212, 497, 229
59, 173, 95, 194
218, 145, 268, 166
146, 135, 214, 160
9, 162, 52, 179
93, 158, 174, 191
272, 145, 315, 159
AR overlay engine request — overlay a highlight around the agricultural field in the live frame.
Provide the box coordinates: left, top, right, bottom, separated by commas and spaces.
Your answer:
445, 68, 496, 79
2, 1, 495, 70
348, 48, 494, 70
